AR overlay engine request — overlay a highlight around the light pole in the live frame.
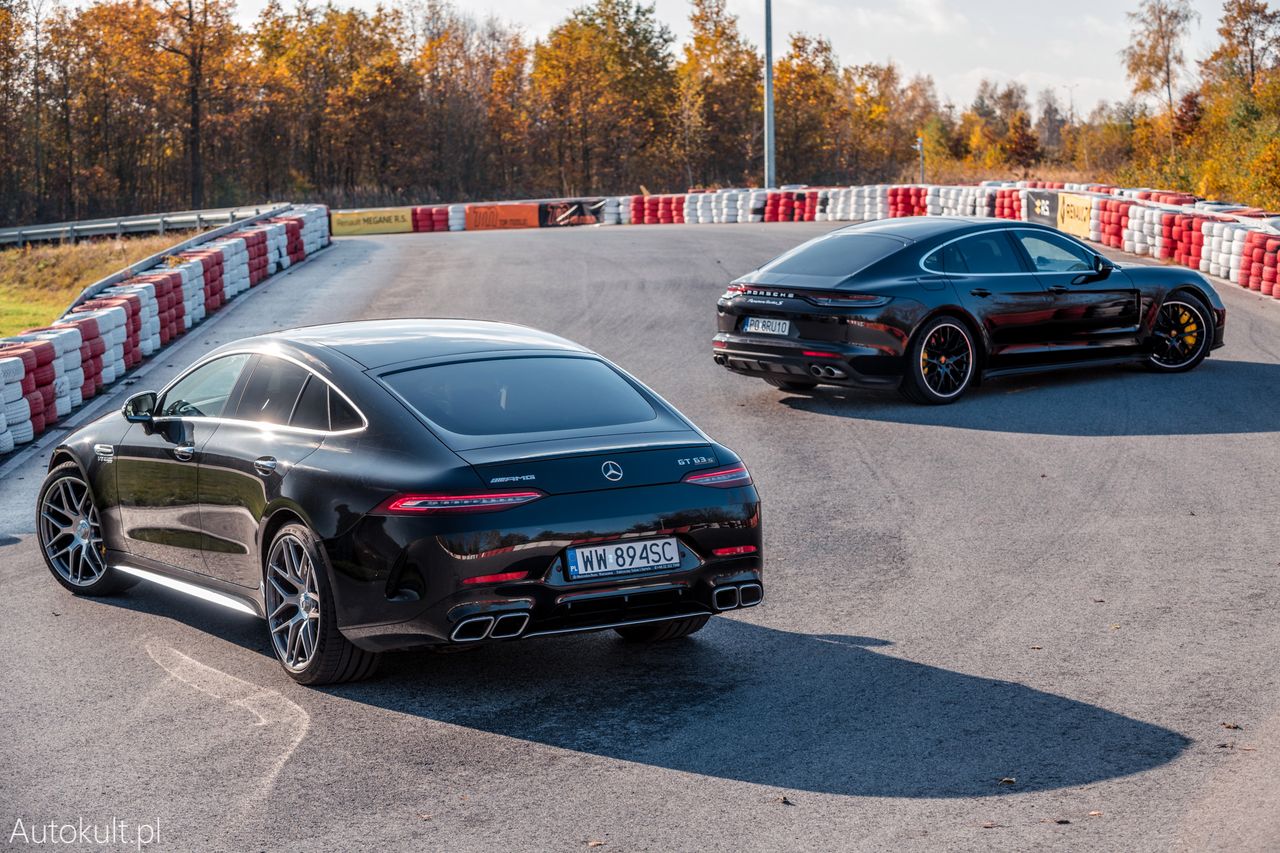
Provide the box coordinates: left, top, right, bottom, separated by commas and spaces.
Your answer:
913, 136, 924, 184
763, 0, 776, 189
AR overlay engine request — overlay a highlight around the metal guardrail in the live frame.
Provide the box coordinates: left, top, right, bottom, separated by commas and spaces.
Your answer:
0, 203, 292, 246
63, 203, 297, 315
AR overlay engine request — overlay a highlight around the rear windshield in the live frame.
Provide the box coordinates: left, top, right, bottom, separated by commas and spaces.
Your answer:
382, 356, 657, 436
757, 233, 902, 278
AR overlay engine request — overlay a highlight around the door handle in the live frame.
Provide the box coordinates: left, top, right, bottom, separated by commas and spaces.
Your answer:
969, 288, 991, 297
173, 443, 195, 461
1047, 285, 1070, 294
253, 457, 278, 477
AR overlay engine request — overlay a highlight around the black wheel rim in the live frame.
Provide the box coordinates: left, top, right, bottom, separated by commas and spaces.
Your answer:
1150, 300, 1205, 367
920, 323, 972, 397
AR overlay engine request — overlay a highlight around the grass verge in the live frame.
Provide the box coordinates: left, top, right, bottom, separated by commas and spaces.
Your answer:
0, 233, 195, 337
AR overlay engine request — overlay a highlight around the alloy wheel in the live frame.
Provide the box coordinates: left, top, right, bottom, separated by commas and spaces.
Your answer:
266, 534, 322, 672
1150, 300, 1205, 368
38, 475, 107, 587
919, 323, 973, 398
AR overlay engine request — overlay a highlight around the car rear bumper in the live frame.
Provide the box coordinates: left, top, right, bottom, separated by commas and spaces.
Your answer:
338, 560, 764, 651
712, 333, 905, 389
324, 482, 763, 651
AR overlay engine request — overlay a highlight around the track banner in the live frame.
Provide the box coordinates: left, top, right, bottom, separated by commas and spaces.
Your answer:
1057, 192, 1094, 239
539, 198, 607, 227
330, 207, 414, 236
1026, 190, 1058, 227
465, 203, 541, 231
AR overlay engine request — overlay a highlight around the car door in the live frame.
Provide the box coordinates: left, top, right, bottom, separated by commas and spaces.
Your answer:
1011, 228, 1142, 361
197, 355, 324, 588
928, 231, 1054, 369
114, 353, 252, 572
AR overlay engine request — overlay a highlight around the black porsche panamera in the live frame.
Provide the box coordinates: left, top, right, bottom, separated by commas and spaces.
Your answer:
36, 320, 762, 684
713, 217, 1227, 403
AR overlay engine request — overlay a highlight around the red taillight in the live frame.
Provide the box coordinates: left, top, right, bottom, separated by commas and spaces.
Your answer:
683, 464, 752, 488
806, 292, 891, 307
802, 350, 841, 358
375, 491, 544, 514
722, 284, 748, 298
462, 570, 529, 585
712, 340, 727, 348
712, 545, 757, 557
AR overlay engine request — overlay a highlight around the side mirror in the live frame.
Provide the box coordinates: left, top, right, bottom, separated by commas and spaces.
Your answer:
123, 391, 158, 424
1093, 254, 1111, 274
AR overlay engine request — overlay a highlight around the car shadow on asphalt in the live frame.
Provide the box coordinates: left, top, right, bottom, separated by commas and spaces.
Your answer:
323, 619, 1190, 798
777, 358, 1280, 436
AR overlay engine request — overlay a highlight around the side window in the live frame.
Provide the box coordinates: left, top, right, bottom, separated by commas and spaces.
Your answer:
952, 233, 1025, 274
290, 377, 330, 431
159, 353, 251, 418
922, 243, 970, 274
329, 392, 363, 431
233, 356, 310, 425
1014, 231, 1093, 273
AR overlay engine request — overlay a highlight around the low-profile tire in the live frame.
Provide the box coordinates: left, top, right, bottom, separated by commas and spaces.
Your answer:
615, 615, 710, 643
763, 376, 818, 392
36, 462, 136, 596
264, 522, 379, 685
899, 315, 977, 405
1144, 293, 1212, 373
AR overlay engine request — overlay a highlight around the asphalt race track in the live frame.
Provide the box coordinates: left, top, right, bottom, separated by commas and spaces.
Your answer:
3, 223, 1280, 851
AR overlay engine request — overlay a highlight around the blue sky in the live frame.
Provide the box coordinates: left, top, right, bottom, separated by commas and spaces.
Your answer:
235, 0, 1230, 112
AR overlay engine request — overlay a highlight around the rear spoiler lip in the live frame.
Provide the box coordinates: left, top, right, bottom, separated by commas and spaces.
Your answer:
455, 430, 709, 467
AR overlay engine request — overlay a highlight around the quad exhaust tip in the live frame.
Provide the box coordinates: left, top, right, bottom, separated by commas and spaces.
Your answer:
713, 582, 763, 612
450, 612, 530, 642
738, 583, 763, 607
713, 586, 740, 611
490, 612, 530, 640
450, 615, 495, 643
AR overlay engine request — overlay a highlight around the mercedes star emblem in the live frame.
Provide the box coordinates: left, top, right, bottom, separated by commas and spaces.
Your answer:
601, 460, 624, 482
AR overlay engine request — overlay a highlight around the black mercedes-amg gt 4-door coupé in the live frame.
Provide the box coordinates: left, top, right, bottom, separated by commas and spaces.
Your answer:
38, 320, 762, 684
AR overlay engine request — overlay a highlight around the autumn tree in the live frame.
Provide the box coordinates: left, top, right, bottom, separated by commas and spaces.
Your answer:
1002, 111, 1041, 170
1201, 0, 1280, 91
673, 0, 761, 187
1123, 0, 1197, 154
773, 33, 841, 184
153, 0, 241, 208
531, 0, 675, 194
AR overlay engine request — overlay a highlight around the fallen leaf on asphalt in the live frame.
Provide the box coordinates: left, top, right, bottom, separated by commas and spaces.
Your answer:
981, 822, 1003, 829
773, 795, 796, 806
998, 777, 1016, 786
1240, 746, 1256, 752
1110, 624, 1121, 630
587, 841, 605, 848
1088, 811, 1103, 817
417, 814, 432, 821
1221, 722, 1242, 730
1188, 510, 1196, 516
1092, 598, 1105, 604
1216, 742, 1234, 749
1039, 473, 1047, 478
1030, 645, 1043, 650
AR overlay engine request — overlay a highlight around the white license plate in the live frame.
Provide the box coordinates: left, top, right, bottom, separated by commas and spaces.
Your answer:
566, 537, 681, 580
743, 317, 791, 335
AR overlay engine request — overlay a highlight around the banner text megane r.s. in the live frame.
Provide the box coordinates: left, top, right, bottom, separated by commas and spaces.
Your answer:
36, 320, 762, 684
713, 218, 1226, 403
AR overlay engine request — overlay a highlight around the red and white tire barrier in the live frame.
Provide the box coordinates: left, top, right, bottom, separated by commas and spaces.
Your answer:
0, 204, 330, 454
